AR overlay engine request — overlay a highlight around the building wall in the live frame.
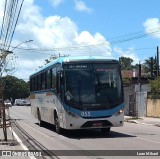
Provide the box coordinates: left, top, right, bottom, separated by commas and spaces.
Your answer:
147, 99, 160, 118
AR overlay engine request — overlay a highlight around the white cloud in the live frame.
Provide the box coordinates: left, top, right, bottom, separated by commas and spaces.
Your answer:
1, 0, 111, 80
0, 0, 5, 44
74, 0, 92, 13
14, 59, 43, 81
0, 1, 4, 21
49, 0, 64, 8
16, 0, 111, 54
114, 47, 139, 64
74, 31, 112, 56
143, 18, 160, 39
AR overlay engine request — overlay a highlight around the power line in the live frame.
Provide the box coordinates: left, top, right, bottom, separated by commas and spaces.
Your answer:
8, 27, 160, 52
108, 26, 160, 41
110, 29, 160, 45
0, 0, 8, 48
0, 0, 24, 51
0, 41, 157, 56
3, 0, 16, 50
5, 0, 19, 50
8, 0, 24, 50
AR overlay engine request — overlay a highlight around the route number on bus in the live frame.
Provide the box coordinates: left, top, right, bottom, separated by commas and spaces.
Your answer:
81, 111, 91, 117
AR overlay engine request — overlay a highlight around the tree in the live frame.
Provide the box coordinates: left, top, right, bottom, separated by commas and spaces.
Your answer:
119, 57, 134, 70
38, 54, 69, 68
142, 57, 157, 76
149, 77, 160, 99
2, 75, 29, 102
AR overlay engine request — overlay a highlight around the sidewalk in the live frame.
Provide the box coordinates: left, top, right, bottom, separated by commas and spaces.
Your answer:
0, 127, 30, 159
124, 116, 160, 127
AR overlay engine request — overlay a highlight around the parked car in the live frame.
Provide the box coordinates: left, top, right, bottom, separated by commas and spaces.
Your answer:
22, 100, 31, 106
14, 99, 23, 106
4, 99, 12, 107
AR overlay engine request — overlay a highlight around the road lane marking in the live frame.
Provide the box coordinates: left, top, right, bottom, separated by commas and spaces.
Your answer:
10, 128, 36, 159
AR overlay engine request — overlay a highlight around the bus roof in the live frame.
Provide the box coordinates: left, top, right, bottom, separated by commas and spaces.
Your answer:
30, 56, 118, 77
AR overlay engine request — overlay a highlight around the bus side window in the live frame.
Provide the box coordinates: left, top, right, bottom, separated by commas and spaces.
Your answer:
46, 70, 51, 89
38, 74, 41, 90
45, 71, 47, 89
35, 76, 38, 91
52, 67, 56, 89
30, 78, 32, 92
31, 77, 36, 91
57, 72, 60, 95
41, 73, 45, 90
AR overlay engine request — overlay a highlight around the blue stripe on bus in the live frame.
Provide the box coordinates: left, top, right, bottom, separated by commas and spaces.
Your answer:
30, 91, 124, 118
64, 103, 124, 118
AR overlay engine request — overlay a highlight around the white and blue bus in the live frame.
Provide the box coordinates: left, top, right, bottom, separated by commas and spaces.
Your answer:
30, 56, 124, 134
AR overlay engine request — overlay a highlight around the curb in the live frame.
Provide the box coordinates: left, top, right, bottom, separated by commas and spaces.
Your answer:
125, 120, 160, 127
125, 120, 139, 124
154, 124, 160, 127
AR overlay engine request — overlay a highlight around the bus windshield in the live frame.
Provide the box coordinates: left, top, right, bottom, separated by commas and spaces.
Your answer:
64, 63, 123, 109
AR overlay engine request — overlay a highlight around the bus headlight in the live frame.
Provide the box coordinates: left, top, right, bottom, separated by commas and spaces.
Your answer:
66, 110, 79, 118
115, 108, 124, 116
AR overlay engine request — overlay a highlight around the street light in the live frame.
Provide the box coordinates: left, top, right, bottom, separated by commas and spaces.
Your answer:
0, 40, 33, 77
11, 39, 33, 51
0, 50, 13, 69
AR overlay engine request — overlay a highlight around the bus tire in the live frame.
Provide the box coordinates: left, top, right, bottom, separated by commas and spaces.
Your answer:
101, 128, 110, 134
37, 109, 44, 127
54, 115, 61, 134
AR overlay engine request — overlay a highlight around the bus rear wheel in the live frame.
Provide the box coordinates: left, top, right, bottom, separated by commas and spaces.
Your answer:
54, 115, 61, 134
101, 128, 110, 134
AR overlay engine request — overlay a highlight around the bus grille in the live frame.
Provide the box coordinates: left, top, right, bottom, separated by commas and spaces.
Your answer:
81, 120, 113, 128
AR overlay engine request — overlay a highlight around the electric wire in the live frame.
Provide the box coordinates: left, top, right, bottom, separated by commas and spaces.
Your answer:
8, 0, 24, 50
0, 0, 8, 49
108, 26, 160, 41
0, 0, 24, 51
5, 0, 19, 50
3, 27, 160, 53
3, 0, 15, 50
110, 29, 160, 45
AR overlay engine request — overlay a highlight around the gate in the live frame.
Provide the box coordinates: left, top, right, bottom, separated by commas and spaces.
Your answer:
129, 94, 136, 117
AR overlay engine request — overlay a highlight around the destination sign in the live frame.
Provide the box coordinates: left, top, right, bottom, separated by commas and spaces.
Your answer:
67, 64, 90, 69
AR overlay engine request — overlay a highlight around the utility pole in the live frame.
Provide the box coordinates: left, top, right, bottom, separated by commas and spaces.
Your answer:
157, 46, 159, 76
138, 63, 141, 92
151, 57, 153, 77
0, 40, 33, 141
0, 50, 13, 141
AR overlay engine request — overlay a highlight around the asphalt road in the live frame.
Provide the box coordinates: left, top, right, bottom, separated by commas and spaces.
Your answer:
9, 106, 160, 159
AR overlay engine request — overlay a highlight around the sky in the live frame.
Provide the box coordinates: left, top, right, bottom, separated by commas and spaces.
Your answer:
0, 0, 160, 81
